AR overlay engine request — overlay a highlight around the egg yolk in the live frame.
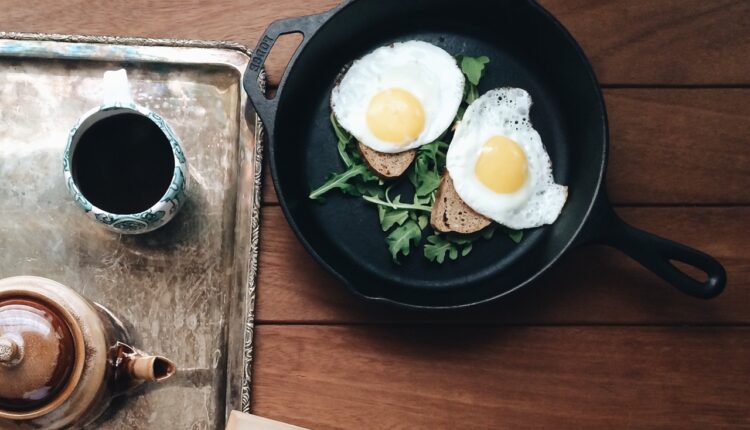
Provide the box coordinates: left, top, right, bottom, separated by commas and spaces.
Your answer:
475, 136, 528, 194
366, 88, 425, 144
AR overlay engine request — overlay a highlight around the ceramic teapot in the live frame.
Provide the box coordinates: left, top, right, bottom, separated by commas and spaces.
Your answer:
0, 276, 176, 429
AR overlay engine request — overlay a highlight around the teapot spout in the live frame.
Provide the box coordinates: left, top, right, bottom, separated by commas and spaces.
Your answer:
128, 355, 176, 382
110, 342, 177, 392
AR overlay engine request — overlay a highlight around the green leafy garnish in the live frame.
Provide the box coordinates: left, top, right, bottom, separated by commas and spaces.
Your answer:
424, 225, 522, 263
309, 164, 375, 201
508, 229, 524, 244
408, 140, 447, 198
425, 227, 490, 263
417, 215, 429, 230
362, 194, 433, 213
332, 113, 352, 144
331, 113, 355, 167
309, 53, 523, 263
309, 115, 380, 201
460, 56, 490, 86
381, 209, 409, 231
424, 235, 459, 263
458, 56, 490, 105
464, 84, 479, 105
377, 203, 409, 231
386, 220, 422, 262
352, 181, 384, 199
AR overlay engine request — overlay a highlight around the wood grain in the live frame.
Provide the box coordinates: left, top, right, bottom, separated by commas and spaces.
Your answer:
261, 89, 750, 205
547, 0, 750, 85
253, 326, 750, 429
3, 1, 748, 428
0, 0, 748, 85
606, 89, 750, 204
256, 206, 750, 324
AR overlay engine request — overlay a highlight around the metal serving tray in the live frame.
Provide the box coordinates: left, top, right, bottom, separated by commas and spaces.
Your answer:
0, 33, 262, 429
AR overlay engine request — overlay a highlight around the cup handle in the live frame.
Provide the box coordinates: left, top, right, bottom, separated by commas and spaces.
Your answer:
102, 69, 135, 107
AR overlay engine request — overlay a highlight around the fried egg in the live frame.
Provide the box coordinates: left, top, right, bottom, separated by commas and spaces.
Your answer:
331, 41, 465, 153
446, 88, 568, 229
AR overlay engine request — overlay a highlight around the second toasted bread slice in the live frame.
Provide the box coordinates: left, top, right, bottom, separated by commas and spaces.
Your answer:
431, 172, 492, 234
358, 142, 416, 179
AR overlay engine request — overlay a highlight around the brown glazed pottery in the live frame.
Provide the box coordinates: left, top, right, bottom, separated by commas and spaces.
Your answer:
0, 276, 176, 429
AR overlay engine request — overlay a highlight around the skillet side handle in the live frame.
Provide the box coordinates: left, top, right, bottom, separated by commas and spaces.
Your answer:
243, 7, 339, 136
583, 192, 727, 299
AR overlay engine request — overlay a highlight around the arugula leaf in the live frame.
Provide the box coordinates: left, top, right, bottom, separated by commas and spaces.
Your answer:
446, 224, 496, 245
352, 181, 384, 198
362, 195, 433, 212
309, 165, 371, 200
424, 235, 455, 264
424, 235, 468, 263
508, 229, 524, 244
337, 140, 353, 168
417, 215, 429, 230
424, 234, 473, 263
331, 113, 351, 144
418, 139, 443, 161
415, 168, 441, 197
456, 105, 467, 123
424, 224, 498, 262
379, 208, 409, 231
331, 114, 356, 167
409, 140, 445, 198
414, 194, 433, 206
386, 220, 422, 262
464, 83, 479, 104
482, 224, 497, 240
445, 233, 476, 245
460, 56, 490, 86
458, 56, 489, 106
365, 186, 434, 216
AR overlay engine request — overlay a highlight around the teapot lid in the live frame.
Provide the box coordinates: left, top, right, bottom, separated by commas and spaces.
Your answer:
0, 291, 85, 419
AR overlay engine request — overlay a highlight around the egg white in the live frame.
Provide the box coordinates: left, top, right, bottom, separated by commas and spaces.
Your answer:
331, 41, 465, 153
446, 88, 568, 230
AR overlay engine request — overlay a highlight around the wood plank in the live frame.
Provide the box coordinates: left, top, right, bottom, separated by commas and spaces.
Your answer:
607, 89, 750, 204
546, 0, 750, 85
256, 206, 750, 324
261, 88, 750, 205
252, 326, 750, 429
0, 1, 748, 85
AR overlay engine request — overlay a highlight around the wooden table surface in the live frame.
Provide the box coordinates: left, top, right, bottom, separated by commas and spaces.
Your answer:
3, 1, 749, 428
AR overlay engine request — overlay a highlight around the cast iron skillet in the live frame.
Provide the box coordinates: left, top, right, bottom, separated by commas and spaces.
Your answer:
244, 0, 727, 309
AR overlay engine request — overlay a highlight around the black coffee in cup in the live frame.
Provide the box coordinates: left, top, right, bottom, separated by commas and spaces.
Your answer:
71, 113, 175, 215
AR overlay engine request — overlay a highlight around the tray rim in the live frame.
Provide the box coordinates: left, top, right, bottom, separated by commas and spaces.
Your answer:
0, 31, 265, 419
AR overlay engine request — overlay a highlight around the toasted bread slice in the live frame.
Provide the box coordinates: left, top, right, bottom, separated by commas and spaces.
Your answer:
357, 142, 416, 179
431, 172, 492, 234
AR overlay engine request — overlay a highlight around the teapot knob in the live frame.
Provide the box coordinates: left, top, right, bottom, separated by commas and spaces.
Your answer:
0, 335, 21, 366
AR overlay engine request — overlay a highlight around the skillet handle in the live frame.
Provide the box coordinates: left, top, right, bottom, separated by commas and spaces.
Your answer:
243, 7, 340, 136
581, 192, 726, 299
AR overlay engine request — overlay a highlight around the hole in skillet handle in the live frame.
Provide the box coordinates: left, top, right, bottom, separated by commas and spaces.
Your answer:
264, 33, 303, 98
243, 5, 342, 138
579, 191, 727, 299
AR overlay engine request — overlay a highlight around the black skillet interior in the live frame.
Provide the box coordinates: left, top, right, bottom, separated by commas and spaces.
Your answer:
246, 0, 726, 308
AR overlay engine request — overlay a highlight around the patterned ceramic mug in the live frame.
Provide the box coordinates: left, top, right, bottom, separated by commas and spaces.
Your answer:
62, 69, 188, 234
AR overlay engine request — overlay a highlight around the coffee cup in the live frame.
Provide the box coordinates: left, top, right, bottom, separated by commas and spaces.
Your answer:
62, 69, 188, 234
